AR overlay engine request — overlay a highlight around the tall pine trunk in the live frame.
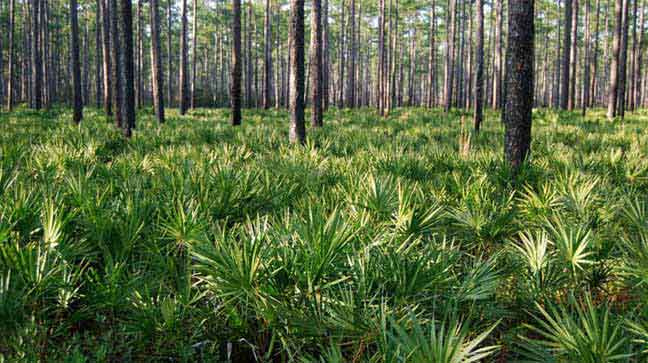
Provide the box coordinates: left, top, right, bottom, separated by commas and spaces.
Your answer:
568, 0, 578, 110
191, 0, 197, 109
504, 0, 534, 170
263, 0, 272, 109
179, 0, 189, 114
150, 0, 165, 123
101, 0, 112, 115
310, 0, 323, 127
110, 0, 122, 127
231, 0, 242, 125
31, 0, 42, 109
427, 0, 436, 108
474, 0, 484, 131
444, 0, 456, 113
561, 0, 572, 110
583, 0, 591, 115
7, 0, 15, 110
617, 0, 630, 119
121, 0, 135, 137
288, 0, 305, 144
70, 0, 83, 123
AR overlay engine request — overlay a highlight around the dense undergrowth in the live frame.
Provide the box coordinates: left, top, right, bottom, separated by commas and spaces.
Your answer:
1, 105, 648, 362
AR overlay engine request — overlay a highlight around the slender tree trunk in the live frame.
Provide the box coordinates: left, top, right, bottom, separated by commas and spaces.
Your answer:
583, 0, 591, 115
474, 0, 484, 131
7, 0, 15, 110
322, 0, 329, 109
135, 0, 142, 108
31, 0, 42, 109
444, 0, 456, 113
427, 0, 436, 108
70, 0, 83, 123
492, 0, 502, 109
231, 0, 242, 125
179, 0, 189, 114
167, 0, 173, 106
561, 0, 572, 109
634, 0, 644, 107
553, 0, 562, 108
618, 0, 630, 119
378, 0, 385, 115
590, 0, 601, 106
608, 0, 623, 119
345, 0, 356, 108
568, 0, 578, 110
263, 0, 272, 109
150, 0, 165, 123
101, 0, 112, 115
110, 0, 122, 127
121, 0, 135, 137
83, 22, 90, 106
245, 1, 253, 107
95, 0, 103, 108
310, 0, 323, 127
191, 0, 197, 109
289, 0, 305, 143
505, 0, 534, 170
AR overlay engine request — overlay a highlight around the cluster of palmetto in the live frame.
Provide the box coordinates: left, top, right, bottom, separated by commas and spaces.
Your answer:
0, 106, 648, 361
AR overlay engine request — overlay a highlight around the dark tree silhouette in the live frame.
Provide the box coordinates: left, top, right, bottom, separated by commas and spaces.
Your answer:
231, 0, 242, 125
310, 0, 323, 127
288, 0, 305, 144
70, 0, 83, 124
504, 0, 534, 170
150, 0, 165, 123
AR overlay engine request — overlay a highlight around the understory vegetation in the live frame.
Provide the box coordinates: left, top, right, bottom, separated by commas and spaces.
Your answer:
1, 107, 648, 362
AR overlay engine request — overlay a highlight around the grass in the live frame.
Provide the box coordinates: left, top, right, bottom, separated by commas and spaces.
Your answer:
0, 105, 647, 362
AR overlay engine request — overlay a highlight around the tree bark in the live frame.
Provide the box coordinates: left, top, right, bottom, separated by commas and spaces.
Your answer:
427, 0, 436, 108
568, 0, 578, 110
95, 0, 103, 108
474, 0, 484, 131
634, 0, 644, 107
311, 0, 323, 127
583, 0, 591, 115
179, 0, 189, 114
191, 0, 198, 109
110, 0, 122, 127
492, 0, 503, 109
101, 0, 112, 115
617, 0, 630, 119
504, 0, 534, 170
245, 1, 253, 108
7, 0, 15, 110
345, 0, 356, 108
70, 0, 83, 123
263, 0, 272, 109
590, 0, 601, 106
444, 0, 456, 113
167, 0, 173, 106
150, 0, 165, 123
31, 0, 42, 109
289, 0, 305, 144
561, 0, 572, 110
231, 0, 242, 125
121, 0, 135, 137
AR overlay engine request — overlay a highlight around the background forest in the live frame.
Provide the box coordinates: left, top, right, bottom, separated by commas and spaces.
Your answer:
1, 0, 648, 362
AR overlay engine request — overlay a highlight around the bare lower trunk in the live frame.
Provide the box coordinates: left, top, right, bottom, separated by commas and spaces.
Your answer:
231, 0, 242, 125
150, 0, 165, 123
289, 0, 305, 144
70, 0, 83, 123
504, 0, 535, 170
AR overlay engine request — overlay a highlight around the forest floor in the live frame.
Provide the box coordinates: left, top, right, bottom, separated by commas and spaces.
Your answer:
1, 106, 648, 362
